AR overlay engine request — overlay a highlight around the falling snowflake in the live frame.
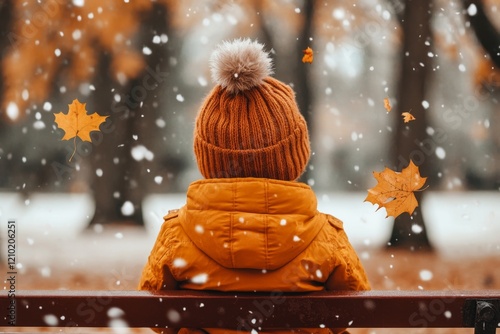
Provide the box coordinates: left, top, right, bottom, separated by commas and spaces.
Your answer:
191, 273, 208, 284
419, 269, 433, 281
107, 307, 125, 318
120, 201, 134, 216
167, 309, 181, 323
173, 258, 187, 268
43, 314, 59, 326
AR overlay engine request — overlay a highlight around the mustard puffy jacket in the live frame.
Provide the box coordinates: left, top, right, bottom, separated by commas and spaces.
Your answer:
139, 178, 370, 334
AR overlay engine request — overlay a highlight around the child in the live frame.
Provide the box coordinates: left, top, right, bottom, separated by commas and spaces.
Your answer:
139, 38, 370, 334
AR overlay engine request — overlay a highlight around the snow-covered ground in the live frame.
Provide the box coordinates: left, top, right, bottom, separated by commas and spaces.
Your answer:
422, 192, 500, 255
0, 192, 94, 238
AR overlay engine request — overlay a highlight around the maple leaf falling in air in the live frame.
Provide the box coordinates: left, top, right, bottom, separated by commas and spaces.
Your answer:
365, 160, 427, 218
402, 111, 416, 123
54, 99, 108, 161
302, 47, 314, 63
383, 97, 392, 112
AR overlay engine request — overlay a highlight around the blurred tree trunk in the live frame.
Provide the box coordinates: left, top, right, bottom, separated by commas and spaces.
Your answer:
462, 0, 500, 190
388, 0, 433, 251
255, 0, 273, 48
295, 0, 314, 183
255, 0, 314, 183
89, 3, 171, 226
462, 0, 500, 68
88, 52, 134, 226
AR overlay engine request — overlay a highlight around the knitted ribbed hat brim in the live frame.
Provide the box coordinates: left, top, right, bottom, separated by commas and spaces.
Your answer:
194, 120, 310, 180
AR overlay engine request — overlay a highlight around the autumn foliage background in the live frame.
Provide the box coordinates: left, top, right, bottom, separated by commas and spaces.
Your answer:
1, 0, 500, 315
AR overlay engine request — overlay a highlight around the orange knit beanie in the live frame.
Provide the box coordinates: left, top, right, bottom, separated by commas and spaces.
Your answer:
193, 39, 311, 181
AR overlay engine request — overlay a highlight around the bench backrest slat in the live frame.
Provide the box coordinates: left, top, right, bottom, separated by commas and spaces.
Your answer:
1, 290, 499, 330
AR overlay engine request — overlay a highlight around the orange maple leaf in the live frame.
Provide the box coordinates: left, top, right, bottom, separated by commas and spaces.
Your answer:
302, 47, 314, 64
54, 99, 108, 161
383, 97, 392, 112
365, 160, 427, 218
402, 111, 416, 123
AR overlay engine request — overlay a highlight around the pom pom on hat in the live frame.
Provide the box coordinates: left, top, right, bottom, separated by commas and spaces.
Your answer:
210, 38, 273, 94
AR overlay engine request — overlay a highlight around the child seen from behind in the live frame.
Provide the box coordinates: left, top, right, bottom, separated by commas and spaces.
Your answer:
139, 38, 370, 334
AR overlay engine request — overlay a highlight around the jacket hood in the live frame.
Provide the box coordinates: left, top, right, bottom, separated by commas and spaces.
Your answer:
178, 178, 324, 270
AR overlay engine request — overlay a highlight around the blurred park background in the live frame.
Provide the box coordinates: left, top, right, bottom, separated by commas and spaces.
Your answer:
0, 0, 500, 253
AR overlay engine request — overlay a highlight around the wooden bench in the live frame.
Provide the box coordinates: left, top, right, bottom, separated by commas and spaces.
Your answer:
1, 290, 499, 333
